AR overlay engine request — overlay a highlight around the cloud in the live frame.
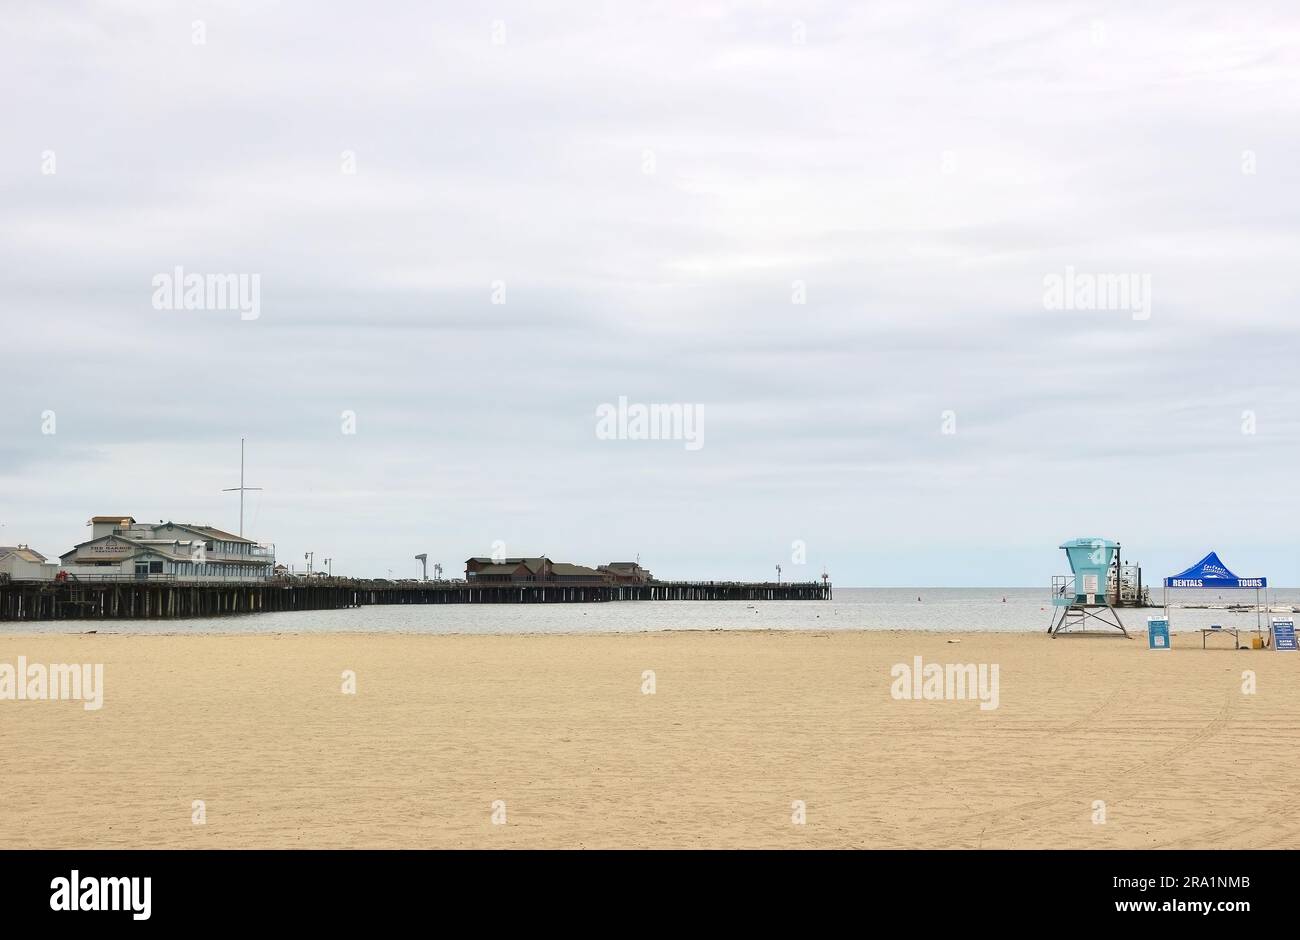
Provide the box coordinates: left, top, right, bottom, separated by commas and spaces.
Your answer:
2, 1, 1299, 583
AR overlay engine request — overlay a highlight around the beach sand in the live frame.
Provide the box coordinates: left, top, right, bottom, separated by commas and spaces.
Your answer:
1, 629, 1296, 849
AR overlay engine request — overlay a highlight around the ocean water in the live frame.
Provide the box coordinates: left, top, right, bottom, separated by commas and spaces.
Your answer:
6, 587, 1298, 635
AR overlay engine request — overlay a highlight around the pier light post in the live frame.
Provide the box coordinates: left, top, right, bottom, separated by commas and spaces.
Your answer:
305, 551, 313, 575
775, 564, 782, 585
324, 557, 332, 578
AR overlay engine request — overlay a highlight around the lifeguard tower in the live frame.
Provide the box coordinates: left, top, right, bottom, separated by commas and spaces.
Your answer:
1048, 537, 1128, 637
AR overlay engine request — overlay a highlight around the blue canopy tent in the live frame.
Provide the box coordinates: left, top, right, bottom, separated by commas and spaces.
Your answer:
1163, 551, 1267, 637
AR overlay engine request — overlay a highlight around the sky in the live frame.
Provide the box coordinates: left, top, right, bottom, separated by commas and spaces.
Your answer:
2, 1, 1299, 585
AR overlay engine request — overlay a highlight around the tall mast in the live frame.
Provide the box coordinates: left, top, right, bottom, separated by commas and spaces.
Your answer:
222, 438, 262, 537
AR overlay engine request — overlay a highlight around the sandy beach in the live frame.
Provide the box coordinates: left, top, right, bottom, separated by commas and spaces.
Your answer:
2, 629, 1297, 849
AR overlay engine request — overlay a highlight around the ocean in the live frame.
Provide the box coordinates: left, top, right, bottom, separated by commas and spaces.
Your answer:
6, 587, 1297, 635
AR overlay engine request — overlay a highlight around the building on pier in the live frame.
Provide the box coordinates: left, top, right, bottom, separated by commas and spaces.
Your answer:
550, 562, 604, 581
55, 517, 275, 582
0, 545, 51, 581
465, 556, 648, 585
598, 561, 653, 584
465, 557, 553, 582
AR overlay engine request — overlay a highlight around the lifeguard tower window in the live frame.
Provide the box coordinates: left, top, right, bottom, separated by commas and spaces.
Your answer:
1049, 538, 1129, 637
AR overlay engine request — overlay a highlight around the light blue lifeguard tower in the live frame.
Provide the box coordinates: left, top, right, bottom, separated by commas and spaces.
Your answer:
1049, 537, 1128, 637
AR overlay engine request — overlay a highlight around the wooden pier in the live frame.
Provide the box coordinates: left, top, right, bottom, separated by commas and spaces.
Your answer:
0, 577, 831, 623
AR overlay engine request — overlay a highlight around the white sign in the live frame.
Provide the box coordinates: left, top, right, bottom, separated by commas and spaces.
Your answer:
87, 543, 128, 556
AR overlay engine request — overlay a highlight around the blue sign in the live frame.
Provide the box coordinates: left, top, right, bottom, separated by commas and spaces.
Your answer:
1273, 619, 1296, 652
1147, 617, 1171, 651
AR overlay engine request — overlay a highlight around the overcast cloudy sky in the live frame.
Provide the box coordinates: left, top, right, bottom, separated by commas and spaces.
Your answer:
2, 1, 1299, 584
